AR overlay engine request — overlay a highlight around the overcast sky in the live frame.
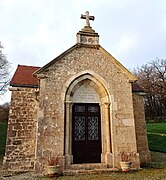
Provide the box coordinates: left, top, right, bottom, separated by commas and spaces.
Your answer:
0, 0, 166, 103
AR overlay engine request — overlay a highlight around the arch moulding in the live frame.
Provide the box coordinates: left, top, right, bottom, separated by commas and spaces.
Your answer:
64, 71, 113, 168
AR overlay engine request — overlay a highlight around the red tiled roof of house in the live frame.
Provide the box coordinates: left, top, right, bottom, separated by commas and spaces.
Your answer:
10, 65, 144, 92
10, 65, 40, 87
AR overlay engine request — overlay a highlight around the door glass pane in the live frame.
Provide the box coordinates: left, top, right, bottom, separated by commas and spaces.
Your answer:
74, 116, 85, 140
88, 116, 99, 140
88, 106, 99, 113
75, 105, 85, 113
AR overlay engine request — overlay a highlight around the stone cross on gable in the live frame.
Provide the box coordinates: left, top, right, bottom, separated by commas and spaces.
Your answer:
81, 11, 95, 27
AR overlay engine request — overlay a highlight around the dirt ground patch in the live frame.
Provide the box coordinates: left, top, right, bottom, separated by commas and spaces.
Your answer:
0, 151, 166, 180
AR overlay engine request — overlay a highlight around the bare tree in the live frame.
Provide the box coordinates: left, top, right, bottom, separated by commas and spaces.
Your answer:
0, 102, 10, 122
134, 58, 166, 121
0, 42, 10, 96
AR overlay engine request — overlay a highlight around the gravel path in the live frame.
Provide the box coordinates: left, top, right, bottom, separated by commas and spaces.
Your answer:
0, 165, 44, 180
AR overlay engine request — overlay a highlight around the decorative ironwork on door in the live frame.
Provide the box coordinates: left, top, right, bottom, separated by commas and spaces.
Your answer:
88, 116, 99, 140
74, 116, 85, 140
72, 103, 101, 163
88, 106, 99, 113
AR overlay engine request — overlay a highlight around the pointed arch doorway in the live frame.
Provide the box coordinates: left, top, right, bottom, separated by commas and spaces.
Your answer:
72, 103, 101, 163
64, 72, 112, 168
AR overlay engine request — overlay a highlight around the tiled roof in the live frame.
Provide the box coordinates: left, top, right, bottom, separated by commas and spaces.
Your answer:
10, 65, 40, 87
10, 65, 143, 92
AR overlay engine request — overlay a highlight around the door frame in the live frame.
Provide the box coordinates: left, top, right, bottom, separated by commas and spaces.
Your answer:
64, 73, 112, 168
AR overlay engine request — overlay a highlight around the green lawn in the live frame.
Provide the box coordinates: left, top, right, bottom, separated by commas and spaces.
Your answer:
147, 134, 166, 152
146, 122, 166, 134
0, 122, 166, 179
0, 122, 7, 158
146, 122, 166, 153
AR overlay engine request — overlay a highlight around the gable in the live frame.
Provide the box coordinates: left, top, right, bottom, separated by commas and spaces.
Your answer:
99, 47, 137, 82
33, 45, 137, 83
33, 44, 77, 75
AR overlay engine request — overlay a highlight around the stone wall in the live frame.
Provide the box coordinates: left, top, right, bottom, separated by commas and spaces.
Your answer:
35, 46, 140, 171
3, 87, 37, 171
3, 45, 150, 172
133, 93, 151, 164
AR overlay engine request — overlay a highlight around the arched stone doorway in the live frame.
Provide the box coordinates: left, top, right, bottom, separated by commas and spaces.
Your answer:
64, 72, 112, 168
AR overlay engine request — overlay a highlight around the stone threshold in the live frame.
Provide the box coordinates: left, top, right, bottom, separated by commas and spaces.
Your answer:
70, 163, 107, 170
64, 168, 119, 175
64, 163, 119, 175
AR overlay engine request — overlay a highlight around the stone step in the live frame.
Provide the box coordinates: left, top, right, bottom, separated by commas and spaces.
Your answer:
69, 163, 107, 170
64, 168, 119, 175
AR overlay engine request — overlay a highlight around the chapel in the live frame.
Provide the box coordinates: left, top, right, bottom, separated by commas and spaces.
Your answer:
3, 11, 151, 172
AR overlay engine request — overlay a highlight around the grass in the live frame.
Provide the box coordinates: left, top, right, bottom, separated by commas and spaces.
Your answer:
0, 151, 166, 180
0, 122, 7, 159
146, 122, 166, 134
35, 152, 166, 180
0, 122, 166, 179
147, 134, 166, 152
146, 122, 166, 153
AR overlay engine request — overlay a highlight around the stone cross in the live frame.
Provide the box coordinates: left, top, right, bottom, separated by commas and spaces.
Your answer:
81, 11, 95, 27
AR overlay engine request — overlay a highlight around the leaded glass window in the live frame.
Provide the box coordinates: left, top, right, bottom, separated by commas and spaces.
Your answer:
74, 116, 85, 140
88, 106, 99, 113
75, 105, 85, 113
88, 116, 99, 140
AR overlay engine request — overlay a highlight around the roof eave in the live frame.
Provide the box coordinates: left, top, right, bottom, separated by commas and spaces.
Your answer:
10, 84, 38, 88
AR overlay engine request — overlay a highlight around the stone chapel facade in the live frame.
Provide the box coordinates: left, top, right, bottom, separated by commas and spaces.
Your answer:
3, 12, 151, 173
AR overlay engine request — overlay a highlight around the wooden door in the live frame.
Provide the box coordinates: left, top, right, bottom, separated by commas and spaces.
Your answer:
72, 103, 101, 164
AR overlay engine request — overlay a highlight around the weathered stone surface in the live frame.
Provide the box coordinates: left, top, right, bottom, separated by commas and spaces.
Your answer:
133, 93, 151, 164
4, 26, 150, 173
3, 88, 37, 171
34, 46, 140, 171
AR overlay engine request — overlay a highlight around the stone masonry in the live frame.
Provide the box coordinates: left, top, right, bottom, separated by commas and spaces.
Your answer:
34, 45, 140, 172
3, 87, 37, 171
133, 93, 151, 164
4, 12, 151, 173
